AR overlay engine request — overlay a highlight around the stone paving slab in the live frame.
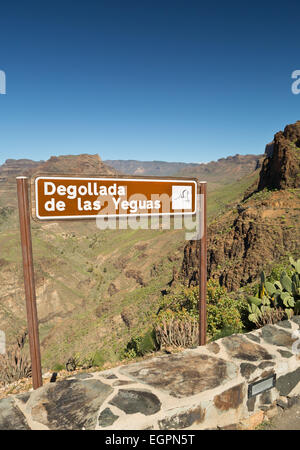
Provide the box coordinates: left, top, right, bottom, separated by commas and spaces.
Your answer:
119, 351, 238, 398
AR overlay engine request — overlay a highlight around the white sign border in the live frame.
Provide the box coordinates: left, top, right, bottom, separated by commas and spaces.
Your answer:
34, 176, 198, 220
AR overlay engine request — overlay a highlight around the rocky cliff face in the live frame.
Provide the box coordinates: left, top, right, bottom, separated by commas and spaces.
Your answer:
258, 121, 300, 190
180, 121, 300, 291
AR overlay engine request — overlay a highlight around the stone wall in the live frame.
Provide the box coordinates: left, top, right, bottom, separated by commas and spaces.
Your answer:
0, 318, 299, 430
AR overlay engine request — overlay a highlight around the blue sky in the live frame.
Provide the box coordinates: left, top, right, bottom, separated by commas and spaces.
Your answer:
0, 0, 300, 165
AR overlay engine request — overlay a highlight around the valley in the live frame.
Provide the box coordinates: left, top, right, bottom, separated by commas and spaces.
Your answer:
0, 123, 299, 371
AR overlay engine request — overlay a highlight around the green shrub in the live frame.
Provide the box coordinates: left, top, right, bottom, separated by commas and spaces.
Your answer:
123, 330, 157, 359
121, 279, 248, 357
123, 348, 138, 359
247, 256, 300, 327
79, 354, 94, 369
139, 330, 157, 354
268, 263, 293, 283
52, 363, 64, 372
154, 280, 245, 343
211, 327, 241, 341
207, 293, 245, 337
92, 350, 106, 367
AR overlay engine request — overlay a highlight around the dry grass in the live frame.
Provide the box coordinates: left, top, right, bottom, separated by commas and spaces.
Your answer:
253, 307, 286, 328
0, 332, 32, 385
155, 317, 199, 349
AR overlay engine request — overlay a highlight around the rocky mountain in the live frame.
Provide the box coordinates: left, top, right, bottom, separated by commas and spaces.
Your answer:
34, 154, 117, 177
0, 158, 43, 179
258, 122, 300, 190
0, 154, 116, 179
0, 159, 42, 207
180, 121, 300, 291
104, 159, 191, 177
176, 154, 263, 190
0, 154, 117, 207
105, 154, 263, 193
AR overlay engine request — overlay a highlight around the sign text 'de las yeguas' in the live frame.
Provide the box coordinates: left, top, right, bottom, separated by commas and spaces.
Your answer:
34, 176, 197, 220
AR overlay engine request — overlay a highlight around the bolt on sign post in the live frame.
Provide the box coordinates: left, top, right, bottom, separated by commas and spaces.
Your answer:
16, 177, 43, 389
17, 175, 207, 388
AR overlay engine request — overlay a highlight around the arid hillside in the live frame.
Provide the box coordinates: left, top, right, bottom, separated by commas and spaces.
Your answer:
105, 153, 263, 193
0, 150, 265, 368
181, 121, 300, 291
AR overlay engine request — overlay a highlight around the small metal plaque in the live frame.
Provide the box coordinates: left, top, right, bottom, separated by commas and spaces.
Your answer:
248, 374, 276, 398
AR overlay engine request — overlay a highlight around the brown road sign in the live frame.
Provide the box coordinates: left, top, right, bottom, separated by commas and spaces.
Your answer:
34, 176, 197, 220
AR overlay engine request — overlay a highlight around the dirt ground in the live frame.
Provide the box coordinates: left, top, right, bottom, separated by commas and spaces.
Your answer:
261, 398, 300, 430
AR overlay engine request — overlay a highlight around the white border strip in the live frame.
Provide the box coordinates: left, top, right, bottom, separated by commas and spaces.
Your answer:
34, 176, 198, 220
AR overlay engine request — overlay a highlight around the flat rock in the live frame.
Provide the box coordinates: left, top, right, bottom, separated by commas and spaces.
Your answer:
222, 335, 273, 361
278, 350, 293, 358
120, 352, 237, 398
0, 397, 30, 430
101, 373, 117, 380
206, 342, 220, 354
112, 380, 134, 386
261, 325, 296, 348
276, 367, 300, 396
240, 363, 257, 379
246, 333, 261, 343
26, 378, 112, 430
247, 396, 256, 412
291, 316, 300, 327
70, 372, 93, 380
277, 320, 292, 329
109, 389, 161, 415
214, 383, 244, 411
98, 407, 119, 427
258, 361, 275, 369
158, 405, 205, 429
16, 392, 31, 404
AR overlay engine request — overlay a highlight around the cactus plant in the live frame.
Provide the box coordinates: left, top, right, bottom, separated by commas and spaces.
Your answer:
247, 256, 300, 327
289, 256, 300, 274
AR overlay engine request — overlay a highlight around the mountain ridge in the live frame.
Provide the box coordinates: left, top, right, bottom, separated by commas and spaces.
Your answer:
104, 153, 263, 183
180, 120, 300, 291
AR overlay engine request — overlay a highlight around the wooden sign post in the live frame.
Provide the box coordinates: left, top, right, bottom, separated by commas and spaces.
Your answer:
16, 175, 207, 388
199, 182, 207, 346
16, 177, 43, 389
